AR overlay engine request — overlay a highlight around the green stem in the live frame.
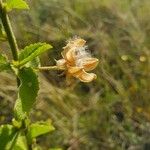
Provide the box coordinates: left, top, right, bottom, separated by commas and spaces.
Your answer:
38, 66, 65, 71
0, 0, 20, 86
0, 0, 19, 61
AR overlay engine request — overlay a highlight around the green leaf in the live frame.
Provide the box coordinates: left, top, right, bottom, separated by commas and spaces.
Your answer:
0, 125, 28, 149
25, 57, 41, 68
6, 0, 29, 11
0, 54, 10, 72
27, 120, 55, 144
12, 131, 28, 150
12, 118, 22, 129
14, 67, 39, 120
18, 43, 52, 67
0, 125, 17, 149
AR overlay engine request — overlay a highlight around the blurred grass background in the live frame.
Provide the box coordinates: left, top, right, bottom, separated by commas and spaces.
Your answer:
0, 0, 150, 149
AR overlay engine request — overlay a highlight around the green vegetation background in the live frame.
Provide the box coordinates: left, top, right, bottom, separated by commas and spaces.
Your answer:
0, 0, 150, 149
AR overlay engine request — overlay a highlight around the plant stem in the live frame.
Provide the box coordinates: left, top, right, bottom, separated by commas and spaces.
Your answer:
38, 66, 65, 71
0, 0, 20, 86
0, 0, 19, 61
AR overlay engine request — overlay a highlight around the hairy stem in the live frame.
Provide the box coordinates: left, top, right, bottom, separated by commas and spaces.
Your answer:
0, 0, 19, 61
38, 66, 65, 71
0, 0, 20, 85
